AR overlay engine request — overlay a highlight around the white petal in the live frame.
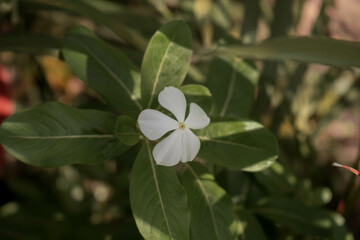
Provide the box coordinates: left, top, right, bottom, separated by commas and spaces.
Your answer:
181, 128, 200, 163
185, 103, 210, 129
138, 109, 178, 140
158, 86, 187, 122
153, 129, 183, 166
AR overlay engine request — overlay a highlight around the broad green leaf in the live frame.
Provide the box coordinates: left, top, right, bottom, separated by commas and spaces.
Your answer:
254, 197, 334, 237
114, 116, 139, 146
129, 141, 190, 240
141, 20, 192, 108
0, 35, 60, 53
236, 209, 267, 240
182, 162, 237, 240
180, 84, 212, 114
207, 57, 258, 118
19, 0, 148, 50
62, 26, 142, 118
0, 102, 128, 167
197, 119, 278, 171
215, 37, 360, 68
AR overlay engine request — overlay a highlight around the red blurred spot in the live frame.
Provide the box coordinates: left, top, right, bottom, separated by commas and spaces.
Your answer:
336, 199, 345, 215
0, 64, 14, 174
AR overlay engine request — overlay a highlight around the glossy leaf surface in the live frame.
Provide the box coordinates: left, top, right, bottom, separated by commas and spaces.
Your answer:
0, 102, 127, 167
182, 162, 237, 240
141, 20, 192, 108
197, 119, 278, 171
129, 141, 190, 240
62, 26, 142, 118
207, 57, 258, 118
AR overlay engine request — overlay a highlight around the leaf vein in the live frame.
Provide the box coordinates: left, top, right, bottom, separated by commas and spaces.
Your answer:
147, 30, 178, 108
198, 137, 270, 153
185, 164, 220, 240
77, 39, 143, 110
145, 140, 173, 239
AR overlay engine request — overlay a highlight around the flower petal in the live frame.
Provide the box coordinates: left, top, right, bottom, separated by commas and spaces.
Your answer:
138, 109, 178, 140
185, 103, 210, 129
158, 86, 187, 122
153, 129, 183, 166
181, 128, 200, 163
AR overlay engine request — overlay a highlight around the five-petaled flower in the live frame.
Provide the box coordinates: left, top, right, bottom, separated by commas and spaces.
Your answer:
138, 86, 210, 166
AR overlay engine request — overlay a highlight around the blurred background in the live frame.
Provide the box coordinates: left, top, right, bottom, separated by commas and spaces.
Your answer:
0, 0, 359, 239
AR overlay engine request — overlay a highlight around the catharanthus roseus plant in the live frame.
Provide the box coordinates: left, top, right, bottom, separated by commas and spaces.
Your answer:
2, 9, 357, 238
0, 20, 278, 239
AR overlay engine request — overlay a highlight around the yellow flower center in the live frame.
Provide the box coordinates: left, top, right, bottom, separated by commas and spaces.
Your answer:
179, 122, 186, 130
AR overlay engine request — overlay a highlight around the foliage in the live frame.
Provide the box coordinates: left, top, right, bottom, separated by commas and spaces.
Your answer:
0, 0, 359, 239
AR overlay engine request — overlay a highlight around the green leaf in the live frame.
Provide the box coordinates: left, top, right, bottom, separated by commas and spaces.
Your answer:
180, 84, 212, 114
253, 197, 333, 237
129, 141, 190, 240
207, 57, 258, 118
19, 0, 148, 50
182, 162, 237, 240
215, 37, 360, 68
141, 20, 193, 108
236, 209, 267, 240
114, 116, 139, 146
62, 26, 142, 118
197, 119, 278, 171
0, 35, 60, 53
0, 102, 127, 167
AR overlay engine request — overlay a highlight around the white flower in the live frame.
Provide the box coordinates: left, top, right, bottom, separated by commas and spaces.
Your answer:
138, 86, 210, 166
